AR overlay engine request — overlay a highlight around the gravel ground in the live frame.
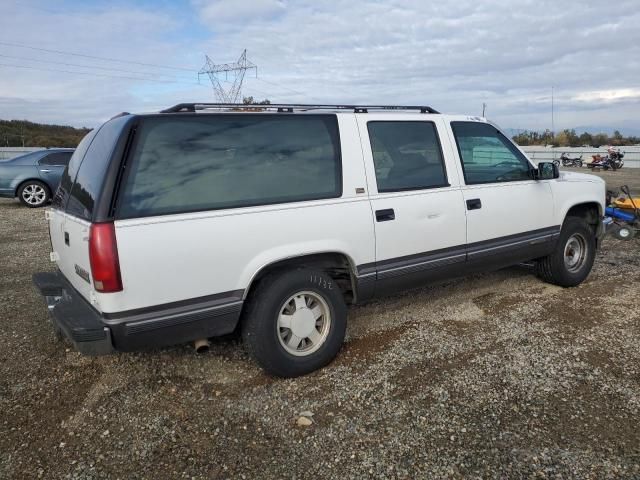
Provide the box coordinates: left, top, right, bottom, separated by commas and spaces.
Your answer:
1, 168, 639, 479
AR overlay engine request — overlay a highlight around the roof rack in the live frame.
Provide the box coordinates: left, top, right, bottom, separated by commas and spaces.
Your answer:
160, 103, 440, 114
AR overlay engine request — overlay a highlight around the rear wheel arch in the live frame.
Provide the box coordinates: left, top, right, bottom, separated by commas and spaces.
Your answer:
243, 252, 359, 305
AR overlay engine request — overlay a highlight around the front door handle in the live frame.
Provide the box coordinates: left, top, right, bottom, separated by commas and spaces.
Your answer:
40, 169, 51, 173
375, 208, 395, 222
466, 198, 482, 210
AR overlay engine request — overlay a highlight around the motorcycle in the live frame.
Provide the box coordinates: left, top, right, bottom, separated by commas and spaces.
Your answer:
609, 149, 625, 170
560, 152, 583, 167
588, 154, 612, 170
588, 148, 626, 171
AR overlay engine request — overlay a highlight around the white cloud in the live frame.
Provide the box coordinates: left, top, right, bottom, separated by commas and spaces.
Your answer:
0, 0, 639, 133
192, 0, 285, 23
574, 89, 640, 102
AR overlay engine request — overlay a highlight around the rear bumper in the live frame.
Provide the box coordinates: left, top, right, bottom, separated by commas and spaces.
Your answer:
32, 271, 114, 355
32, 271, 242, 356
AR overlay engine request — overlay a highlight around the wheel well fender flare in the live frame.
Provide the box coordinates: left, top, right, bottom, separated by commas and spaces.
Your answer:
562, 201, 602, 225
242, 251, 360, 303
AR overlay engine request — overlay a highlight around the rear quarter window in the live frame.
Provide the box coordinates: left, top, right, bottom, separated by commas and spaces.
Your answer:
52, 130, 97, 209
63, 115, 132, 220
116, 114, 342, 219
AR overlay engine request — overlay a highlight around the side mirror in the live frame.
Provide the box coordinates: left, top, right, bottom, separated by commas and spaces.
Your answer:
536, 162, 559, 180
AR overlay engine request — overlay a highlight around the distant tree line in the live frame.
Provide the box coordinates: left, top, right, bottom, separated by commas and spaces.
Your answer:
512, 129, 640, 148
242, 96, 271, 105
0, 119, 91, 148
0, 102, 273, 148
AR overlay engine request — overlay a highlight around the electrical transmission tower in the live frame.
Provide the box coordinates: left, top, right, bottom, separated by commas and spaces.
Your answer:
198, 49, 257, 103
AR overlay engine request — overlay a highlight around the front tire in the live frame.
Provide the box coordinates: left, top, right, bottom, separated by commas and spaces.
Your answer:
536, 217, 596, 287
18, 180, 50, 208
241, 269, 347, 377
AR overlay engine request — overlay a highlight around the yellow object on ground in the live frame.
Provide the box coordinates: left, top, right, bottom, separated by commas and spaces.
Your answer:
614, 197, 640, 210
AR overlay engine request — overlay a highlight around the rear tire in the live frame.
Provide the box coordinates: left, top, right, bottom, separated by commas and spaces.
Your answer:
241, 268, 347, 377
535, 217, 596, 287
18, 180, 50, 208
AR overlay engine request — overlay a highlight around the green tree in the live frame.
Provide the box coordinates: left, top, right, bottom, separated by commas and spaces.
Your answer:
592, 133, 608, 147
578, 132, 592, 146
611, 130, 624, 146
242, 96, 271, 105
0, 119, 90, 147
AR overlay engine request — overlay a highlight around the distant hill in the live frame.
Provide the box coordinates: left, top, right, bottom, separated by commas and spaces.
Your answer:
0, 120, 91, 148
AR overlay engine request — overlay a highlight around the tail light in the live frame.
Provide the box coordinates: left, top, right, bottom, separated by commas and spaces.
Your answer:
89, 222, 123, 293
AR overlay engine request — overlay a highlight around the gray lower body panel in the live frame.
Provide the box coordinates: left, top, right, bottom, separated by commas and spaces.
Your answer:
32, 271, 243, 355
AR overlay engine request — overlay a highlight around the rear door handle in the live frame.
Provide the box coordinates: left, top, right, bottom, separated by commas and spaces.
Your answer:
466, 198, 482, 210
375, 208, 395, 222
40, 169, 51, 173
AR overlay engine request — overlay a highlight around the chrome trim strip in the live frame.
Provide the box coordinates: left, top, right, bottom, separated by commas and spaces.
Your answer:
467, 233, 555, 257
378, 253, 466, 274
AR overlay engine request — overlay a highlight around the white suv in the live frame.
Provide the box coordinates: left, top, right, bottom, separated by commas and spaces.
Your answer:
33, 103, 606, 377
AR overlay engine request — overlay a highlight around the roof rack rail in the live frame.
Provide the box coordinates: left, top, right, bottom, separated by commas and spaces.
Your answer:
160, 103, 440, 114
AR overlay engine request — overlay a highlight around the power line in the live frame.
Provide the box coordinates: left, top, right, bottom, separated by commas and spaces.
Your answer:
0, 53, 195, 80
0, 62, 204, 85
253, 77, 306, 96
0, 60, 273, 98
0, 40, 312, 99
0, 40, 196, 72
199, 50, 257, 103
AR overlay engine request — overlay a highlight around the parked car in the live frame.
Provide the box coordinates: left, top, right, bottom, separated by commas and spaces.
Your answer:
0, 148, 74, 207
33, 104, 606, 377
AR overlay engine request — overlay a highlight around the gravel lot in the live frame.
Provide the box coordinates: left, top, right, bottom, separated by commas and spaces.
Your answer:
1, 168, 639, 479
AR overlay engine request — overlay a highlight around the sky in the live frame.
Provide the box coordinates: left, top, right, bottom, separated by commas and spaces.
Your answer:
0, 0, 639, 134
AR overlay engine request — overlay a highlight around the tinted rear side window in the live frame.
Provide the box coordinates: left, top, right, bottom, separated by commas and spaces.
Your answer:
367, 121, 447, 192
117, 114, 341, 219
65, 115, 131, 220
52, 130, 97, 209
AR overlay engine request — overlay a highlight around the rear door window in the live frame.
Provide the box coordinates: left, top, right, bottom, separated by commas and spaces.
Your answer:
367, 121, 447, 192
117, 114, 342, 219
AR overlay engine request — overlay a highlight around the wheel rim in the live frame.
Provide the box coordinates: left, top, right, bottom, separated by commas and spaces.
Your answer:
564, 233, 587, 272
22, 184, 46, 205
618, 227, 631, 239
277, 291, 331, 357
